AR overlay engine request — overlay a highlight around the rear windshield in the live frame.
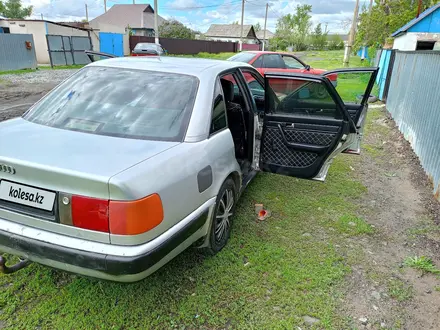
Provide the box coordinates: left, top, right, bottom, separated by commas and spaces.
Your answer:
23, 66, 198, 141
227, 52, 256, 63
134, 43, 160, 50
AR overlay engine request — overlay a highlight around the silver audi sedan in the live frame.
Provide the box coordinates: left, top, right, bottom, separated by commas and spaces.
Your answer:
0, 56, 377, 282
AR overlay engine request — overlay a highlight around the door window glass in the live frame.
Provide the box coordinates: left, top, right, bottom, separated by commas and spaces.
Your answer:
210, 79, 227, 134
282, 55, 305, 69
262, 54, 284, 68
252, 55, 263, 68
329, 71, 375, 104
266, 77, 341, 119
242, 71, 264, 113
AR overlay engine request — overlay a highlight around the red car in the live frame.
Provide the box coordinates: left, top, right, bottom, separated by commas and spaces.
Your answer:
228, 51, 337, 96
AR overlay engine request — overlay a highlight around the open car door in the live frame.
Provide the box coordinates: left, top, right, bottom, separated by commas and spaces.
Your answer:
259, 72, 358, 181
322, 68, 378, 154
84, 50, 117, 63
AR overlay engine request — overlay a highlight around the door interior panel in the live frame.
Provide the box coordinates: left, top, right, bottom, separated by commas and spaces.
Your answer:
260, 115, 344, 178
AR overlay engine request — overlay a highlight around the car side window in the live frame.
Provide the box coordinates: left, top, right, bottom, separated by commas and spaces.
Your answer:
210, 79, 228, 135
242, 71, 265, 113
282, 55, 305, 69
252, 55, 263, 68
266, 77, 341, 119
262, 54, 285, 68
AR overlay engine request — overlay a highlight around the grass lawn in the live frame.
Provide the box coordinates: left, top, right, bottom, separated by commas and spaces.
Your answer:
0, 65, 84, 75
0, 50, 379, 329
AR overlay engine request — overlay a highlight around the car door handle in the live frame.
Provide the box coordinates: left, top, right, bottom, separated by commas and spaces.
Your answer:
277, 124, 328, 153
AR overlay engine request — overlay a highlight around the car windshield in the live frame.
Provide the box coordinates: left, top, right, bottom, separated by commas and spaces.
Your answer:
23, 66, 198, 141
134, 43, 160, 51
227, 52, 256, 63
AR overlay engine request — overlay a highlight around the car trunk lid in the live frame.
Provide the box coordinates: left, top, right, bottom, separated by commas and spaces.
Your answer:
0, 119, 179, 240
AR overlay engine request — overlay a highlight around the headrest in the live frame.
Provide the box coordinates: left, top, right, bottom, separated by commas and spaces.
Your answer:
220, 79, 234, 102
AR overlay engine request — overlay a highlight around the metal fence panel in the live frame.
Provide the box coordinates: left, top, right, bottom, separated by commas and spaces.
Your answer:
72, 36, 91, 50
386, 51, 440, 199
0, 34, 37, 71
129, 36, 238, 55
47, 34, 92, 67
47, 35, 63, 50
63, 36, 71, 51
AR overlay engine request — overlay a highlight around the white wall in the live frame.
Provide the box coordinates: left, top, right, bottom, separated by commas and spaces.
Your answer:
46, 23, 89, 37
393, 32, 440, 50
8, 21, 49, 64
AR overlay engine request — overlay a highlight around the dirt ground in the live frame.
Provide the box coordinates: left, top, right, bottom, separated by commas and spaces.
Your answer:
343, 105, 440, 329
1, 77, 440, 330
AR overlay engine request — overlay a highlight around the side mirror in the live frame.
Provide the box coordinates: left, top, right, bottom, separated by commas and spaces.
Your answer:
304, 65, 311, 71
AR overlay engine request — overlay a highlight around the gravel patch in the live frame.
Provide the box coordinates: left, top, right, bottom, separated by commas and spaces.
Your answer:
1, 69, 79, 84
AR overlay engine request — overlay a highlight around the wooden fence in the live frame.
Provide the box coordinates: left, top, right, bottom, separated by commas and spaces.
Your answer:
129, 36, 238, 55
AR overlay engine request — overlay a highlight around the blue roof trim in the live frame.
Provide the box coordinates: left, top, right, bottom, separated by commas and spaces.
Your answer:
392, 3, 440, 37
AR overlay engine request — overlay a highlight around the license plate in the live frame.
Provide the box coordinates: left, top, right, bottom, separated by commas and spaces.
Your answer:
0, 181, 56, 211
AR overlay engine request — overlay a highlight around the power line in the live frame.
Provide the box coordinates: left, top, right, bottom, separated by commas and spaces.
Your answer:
197, 3, 243, 27
160, 0, 243, 10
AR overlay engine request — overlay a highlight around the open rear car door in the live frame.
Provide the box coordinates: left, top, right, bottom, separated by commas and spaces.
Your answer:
259, 72, 362, 181
322, 68, 378, 154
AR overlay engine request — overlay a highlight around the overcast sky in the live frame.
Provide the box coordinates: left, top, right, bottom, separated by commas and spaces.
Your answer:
22, 0, 364, 33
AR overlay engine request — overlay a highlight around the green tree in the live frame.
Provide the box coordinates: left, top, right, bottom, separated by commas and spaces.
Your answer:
327, 34, 345, 50
254, 22, 262, 32
354, 0, 440, 50
311, 23, 328, 50
274, 4, 312, 51
0, 0, 32, 19
158, 19, 195, 39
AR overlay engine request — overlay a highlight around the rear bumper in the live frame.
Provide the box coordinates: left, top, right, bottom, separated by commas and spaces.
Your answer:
0, 198, 215, 282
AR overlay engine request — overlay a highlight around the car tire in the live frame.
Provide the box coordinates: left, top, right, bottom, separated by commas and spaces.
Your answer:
203, 178, 236, 255
312, 84, 328, 99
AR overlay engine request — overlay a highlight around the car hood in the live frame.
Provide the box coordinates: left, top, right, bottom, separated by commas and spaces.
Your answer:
0, 118, 180, 178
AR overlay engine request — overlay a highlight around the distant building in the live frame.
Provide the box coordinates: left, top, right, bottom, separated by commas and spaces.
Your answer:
205, 24, 260, 44
392, 3, 440, 51
256, 29, 274, 41
89, 4, 166, 37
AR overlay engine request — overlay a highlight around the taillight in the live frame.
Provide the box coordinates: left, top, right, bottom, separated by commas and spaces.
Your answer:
109, 194, 163, 235
71, 196, 109, 233
69, 194, 163, 235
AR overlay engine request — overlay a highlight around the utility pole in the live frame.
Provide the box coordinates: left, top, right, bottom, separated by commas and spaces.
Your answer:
239, 0, 245, 51
369, 0, 373, 12
40, 13, 44, 20
417, 0, 422, 17
154, 0, 159, 44
262, 3, 268, 51
85, 3, 89, 22
343, 0, 360, 66
104, 0, 107, 12
133, 0, 136, 4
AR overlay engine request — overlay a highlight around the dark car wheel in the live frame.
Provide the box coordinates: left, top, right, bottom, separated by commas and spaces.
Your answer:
312, 84, 328, 99
204, 178, 236, 255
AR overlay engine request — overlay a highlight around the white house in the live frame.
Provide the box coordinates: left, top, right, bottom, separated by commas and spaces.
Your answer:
205, 24, 260, 44
392, 3, 440, 51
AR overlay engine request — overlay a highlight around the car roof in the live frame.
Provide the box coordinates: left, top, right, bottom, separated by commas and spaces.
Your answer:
87, 56, 252, 77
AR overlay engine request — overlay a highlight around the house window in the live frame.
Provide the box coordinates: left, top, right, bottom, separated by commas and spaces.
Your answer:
416, 41, 435, 50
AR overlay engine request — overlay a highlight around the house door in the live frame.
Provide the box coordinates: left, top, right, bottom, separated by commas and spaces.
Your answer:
99, 32, 124, 57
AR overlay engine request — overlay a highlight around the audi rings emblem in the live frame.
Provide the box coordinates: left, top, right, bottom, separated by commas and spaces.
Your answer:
0, 164, 16, 175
